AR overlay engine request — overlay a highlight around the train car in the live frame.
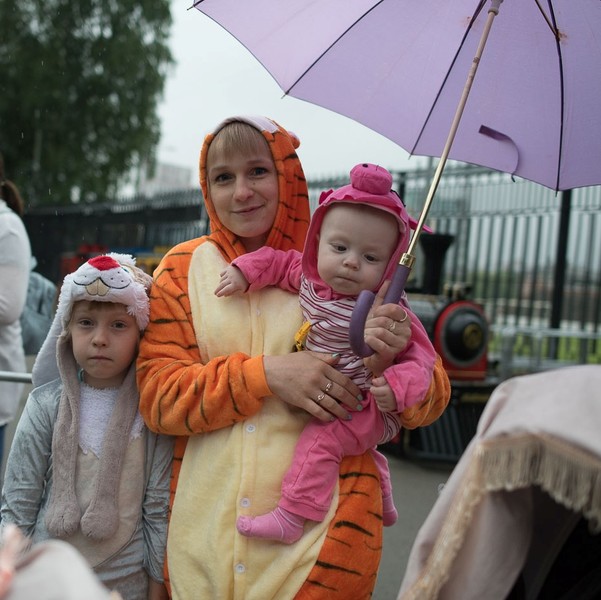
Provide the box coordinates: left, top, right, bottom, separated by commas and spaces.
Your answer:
129, 246, 170, 275
59, 244, 109, 280
384, 233, 500, 463
60, 245, 168, 280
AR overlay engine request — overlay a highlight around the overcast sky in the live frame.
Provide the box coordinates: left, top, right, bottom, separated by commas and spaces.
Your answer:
156, 4, 428, 186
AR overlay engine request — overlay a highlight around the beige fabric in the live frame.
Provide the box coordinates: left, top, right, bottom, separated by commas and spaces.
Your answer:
0, 525, 118, 600
45, 349, 141, 541
64, 436, 145, 568
399, 365, 601, 600
168, 243, 338, 600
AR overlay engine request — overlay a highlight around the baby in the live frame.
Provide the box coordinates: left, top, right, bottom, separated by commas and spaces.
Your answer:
216, 163, 436, 543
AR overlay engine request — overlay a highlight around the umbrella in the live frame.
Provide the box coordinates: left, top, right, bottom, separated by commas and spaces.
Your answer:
193, 0, 601, 354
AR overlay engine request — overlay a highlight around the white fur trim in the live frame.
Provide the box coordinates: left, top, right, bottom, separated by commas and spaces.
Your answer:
55, 252, 151, 330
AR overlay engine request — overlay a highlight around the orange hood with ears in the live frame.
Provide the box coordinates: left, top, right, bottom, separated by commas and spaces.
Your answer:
199, 115, 311, 262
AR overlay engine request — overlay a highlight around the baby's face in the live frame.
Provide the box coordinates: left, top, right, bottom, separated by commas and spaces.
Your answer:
316, 204, 398, 296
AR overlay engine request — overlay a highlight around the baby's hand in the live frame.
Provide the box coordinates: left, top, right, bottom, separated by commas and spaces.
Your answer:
214, 265, 249, 297
370, 376, 397, 413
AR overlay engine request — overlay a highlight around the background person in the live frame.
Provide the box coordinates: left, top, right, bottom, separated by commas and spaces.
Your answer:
20, 256, 57, 357
137, 115, 450, 599
0, 152, 31, 469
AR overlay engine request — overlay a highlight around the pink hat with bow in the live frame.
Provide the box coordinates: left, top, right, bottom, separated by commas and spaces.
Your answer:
302, 163, 423, 290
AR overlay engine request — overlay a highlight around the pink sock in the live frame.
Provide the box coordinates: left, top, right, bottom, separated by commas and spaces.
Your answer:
382, 494, 398, 527
236, 506, 305, 544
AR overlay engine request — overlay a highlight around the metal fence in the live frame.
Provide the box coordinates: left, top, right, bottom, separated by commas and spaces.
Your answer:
311, 163, 601, 332
24, 162, 601, 361
401, 165, 600, 331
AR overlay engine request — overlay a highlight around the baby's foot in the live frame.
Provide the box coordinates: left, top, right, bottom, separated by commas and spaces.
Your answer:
382, 494, 398, 527
236, 506, 305, 544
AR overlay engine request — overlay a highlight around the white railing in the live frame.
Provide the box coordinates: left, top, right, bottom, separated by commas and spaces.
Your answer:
0, 371, 32, 384
491, 326, 600, 380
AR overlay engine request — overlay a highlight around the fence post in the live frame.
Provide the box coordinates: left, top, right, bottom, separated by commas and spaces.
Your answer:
549, 189, 572, 356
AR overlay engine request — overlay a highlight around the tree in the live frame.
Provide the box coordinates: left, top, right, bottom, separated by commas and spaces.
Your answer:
0, 0, 173, 206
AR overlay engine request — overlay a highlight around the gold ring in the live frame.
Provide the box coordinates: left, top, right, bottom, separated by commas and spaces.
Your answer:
316, 393, 326, 403
324, 381, 333, 393
399, 309, 408, 323
388, 320, 397, 332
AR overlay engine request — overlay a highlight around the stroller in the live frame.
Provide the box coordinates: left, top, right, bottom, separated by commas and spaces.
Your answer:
398, 365, 601, 600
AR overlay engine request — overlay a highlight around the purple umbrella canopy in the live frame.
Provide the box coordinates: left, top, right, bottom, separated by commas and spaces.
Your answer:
194, 0, 601, 192
194, 0, 601, 354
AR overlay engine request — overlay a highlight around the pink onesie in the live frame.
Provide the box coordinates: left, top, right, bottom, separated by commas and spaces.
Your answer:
233, 246, 435, 521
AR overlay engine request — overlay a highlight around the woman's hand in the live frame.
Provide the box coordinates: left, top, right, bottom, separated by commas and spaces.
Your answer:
363, 280, 411, 377
264, 352, 363, 422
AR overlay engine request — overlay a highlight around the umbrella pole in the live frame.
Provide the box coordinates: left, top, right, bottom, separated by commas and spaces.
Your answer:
402, 0, 504, 271
350, 0, 503, 357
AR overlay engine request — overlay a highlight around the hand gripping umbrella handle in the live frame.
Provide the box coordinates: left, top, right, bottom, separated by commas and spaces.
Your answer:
349, 262, 412, 357
350, 0, 503, 358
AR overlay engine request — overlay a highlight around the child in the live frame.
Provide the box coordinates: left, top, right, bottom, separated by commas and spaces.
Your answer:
215, 162, 437, 543
1, 253, 172, 600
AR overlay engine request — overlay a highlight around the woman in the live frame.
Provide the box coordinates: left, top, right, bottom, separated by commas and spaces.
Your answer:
0, 152, 31, 468
137, 115, 450, 599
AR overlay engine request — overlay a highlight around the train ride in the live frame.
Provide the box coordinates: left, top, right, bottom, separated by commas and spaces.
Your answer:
392, 232, 499, 462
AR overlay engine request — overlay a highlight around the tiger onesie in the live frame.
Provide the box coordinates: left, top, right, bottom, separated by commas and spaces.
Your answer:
137, 115, 451, 600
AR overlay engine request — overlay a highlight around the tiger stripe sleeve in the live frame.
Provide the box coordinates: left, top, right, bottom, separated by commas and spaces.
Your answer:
136, 239, 269, 436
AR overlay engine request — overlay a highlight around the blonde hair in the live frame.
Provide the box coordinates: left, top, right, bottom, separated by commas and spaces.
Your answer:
207, 121, 270, 164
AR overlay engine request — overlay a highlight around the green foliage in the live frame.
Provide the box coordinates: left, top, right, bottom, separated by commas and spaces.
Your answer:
0, 0, 173, 205
488, 332, 601, 374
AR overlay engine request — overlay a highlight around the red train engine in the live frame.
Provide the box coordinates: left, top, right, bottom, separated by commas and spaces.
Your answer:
387, 233, 499, 462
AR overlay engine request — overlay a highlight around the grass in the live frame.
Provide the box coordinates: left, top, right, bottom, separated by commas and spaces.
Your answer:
488, 331, 601, 377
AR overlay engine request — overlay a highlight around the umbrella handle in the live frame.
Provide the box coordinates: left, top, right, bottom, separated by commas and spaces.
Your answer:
350, 0, 503, 358
349, 263, 411, 357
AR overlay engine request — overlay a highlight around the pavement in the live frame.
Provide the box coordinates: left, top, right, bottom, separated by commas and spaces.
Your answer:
2, 357, 455, 600
373, 453, 453, 599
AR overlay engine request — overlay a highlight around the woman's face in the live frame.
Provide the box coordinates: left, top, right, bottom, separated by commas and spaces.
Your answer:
207, 136, 279, 252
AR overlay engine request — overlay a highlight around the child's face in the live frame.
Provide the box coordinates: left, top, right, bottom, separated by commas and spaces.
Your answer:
317, 203, 398, 296
69, 301, 140, 389
207, 135, 279, 253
